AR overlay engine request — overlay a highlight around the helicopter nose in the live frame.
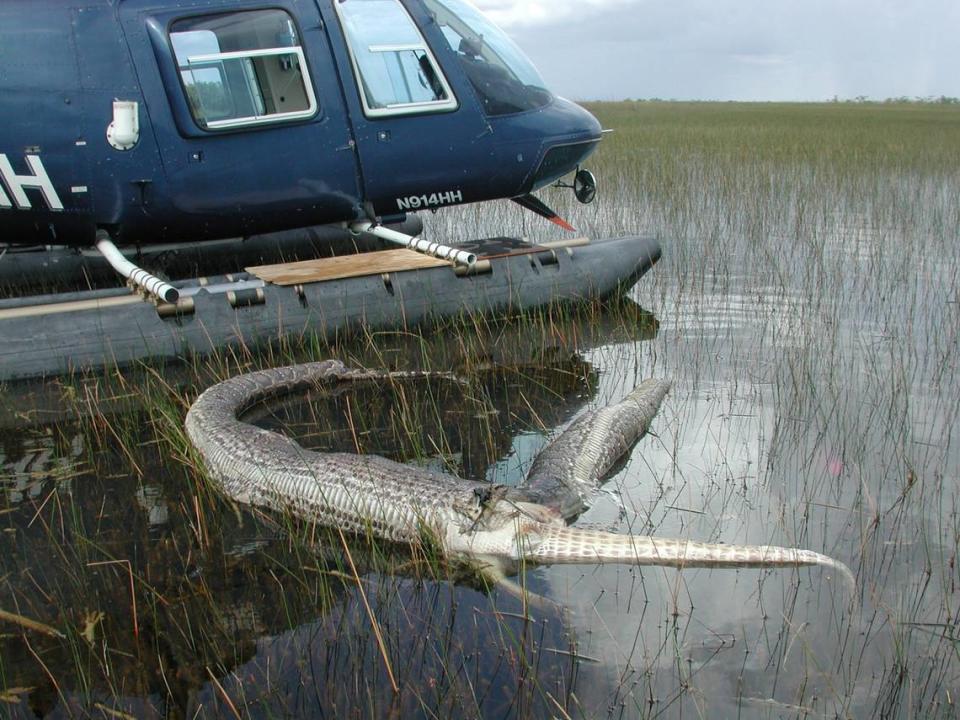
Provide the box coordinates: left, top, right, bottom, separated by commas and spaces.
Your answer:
524, 98, 603, 192
567, 97, 604, 136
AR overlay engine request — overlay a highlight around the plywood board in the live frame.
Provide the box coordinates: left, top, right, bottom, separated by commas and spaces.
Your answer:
247, 249, 450, 286
246, 237, 592, 287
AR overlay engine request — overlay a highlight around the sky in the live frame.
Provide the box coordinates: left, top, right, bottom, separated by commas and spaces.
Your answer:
472, 0, 960, 102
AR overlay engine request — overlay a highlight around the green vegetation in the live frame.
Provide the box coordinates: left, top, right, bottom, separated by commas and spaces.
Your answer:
1, 101, 959, 717
584, 100, 960, 229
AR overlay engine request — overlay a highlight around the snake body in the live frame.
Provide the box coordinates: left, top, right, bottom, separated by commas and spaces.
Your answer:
185, 360, 853, 587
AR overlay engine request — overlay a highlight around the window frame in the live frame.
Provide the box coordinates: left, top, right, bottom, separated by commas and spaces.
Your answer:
167, 9, 320, 132
333, 0, 459, 118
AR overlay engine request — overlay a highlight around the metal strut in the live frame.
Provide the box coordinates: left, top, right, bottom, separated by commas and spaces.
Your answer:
95, 231, 179, 304
351, 221, 476, 267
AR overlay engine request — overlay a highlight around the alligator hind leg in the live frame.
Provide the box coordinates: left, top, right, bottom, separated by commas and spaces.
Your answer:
448, 553, 566, 615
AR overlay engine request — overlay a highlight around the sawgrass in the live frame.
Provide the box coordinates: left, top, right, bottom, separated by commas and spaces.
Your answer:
2, 100, 959, 717
555, 100, 960, 718
0, 298, 637, 718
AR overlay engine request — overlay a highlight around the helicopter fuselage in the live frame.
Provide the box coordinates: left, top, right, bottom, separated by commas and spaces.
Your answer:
0, 0, 602, 247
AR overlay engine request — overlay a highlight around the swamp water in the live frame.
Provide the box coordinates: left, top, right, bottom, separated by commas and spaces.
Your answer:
1, 102, 959, 717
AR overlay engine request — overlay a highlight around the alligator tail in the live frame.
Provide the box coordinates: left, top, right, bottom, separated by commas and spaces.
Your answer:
527, 525, 855, 590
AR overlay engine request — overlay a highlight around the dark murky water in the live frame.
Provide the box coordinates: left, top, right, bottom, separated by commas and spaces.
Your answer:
0, 309, 664, 718
3, 114, 960, 717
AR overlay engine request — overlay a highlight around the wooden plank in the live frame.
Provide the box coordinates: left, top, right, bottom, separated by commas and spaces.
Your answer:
472, 236, 591, 259
539, 236, 591, 249
247, 249, 450, 286
0, 294, 143, 321
247, 237, 593, 287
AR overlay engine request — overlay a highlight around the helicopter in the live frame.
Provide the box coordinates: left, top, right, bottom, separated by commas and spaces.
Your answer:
0, 0, 601, 253
0, 0, 660, 381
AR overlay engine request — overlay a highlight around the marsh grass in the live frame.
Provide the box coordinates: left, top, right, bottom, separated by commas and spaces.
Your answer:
1, 101, 959, 717
0, 299, 642, 718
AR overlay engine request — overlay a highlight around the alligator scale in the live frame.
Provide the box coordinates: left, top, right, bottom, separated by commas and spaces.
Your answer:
185, 360, 855, 588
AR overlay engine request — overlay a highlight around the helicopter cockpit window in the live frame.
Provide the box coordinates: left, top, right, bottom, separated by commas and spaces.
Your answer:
334, 0, 458, 117
170, 10, 318, 130
421, 0, 552, 116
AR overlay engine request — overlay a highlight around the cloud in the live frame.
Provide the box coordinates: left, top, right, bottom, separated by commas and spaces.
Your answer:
470, 0, 960, 101
473, 0, 638, 28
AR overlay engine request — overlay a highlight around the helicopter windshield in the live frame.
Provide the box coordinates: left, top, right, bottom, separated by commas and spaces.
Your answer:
421, 0, 553, 116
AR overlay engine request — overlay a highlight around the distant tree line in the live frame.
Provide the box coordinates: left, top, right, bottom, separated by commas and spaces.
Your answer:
618, 96, 960, 104
833, 95, 958, 104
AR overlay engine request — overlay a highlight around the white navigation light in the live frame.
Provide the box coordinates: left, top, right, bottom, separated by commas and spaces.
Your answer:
107, 100, 140, 151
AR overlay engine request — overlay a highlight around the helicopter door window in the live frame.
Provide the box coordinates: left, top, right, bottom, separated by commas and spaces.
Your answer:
170, 10, 318, 130
335, 0, 458, 117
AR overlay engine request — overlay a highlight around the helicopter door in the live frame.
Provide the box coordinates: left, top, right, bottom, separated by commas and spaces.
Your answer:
326, 0, 492, 218
118, 0, 362, 237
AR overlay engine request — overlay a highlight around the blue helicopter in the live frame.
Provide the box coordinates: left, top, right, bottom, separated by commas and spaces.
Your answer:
0, 0, 660, 381
1, 0, 600, 249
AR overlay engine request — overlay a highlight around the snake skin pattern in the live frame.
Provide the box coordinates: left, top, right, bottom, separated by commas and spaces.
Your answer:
185, 360, 854, 587
522, 378, 672, 519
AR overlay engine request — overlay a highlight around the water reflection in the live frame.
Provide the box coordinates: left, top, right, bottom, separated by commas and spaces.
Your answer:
542, 218, 958, 716
0, 302, 659, 718
2, 251, 956, 717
